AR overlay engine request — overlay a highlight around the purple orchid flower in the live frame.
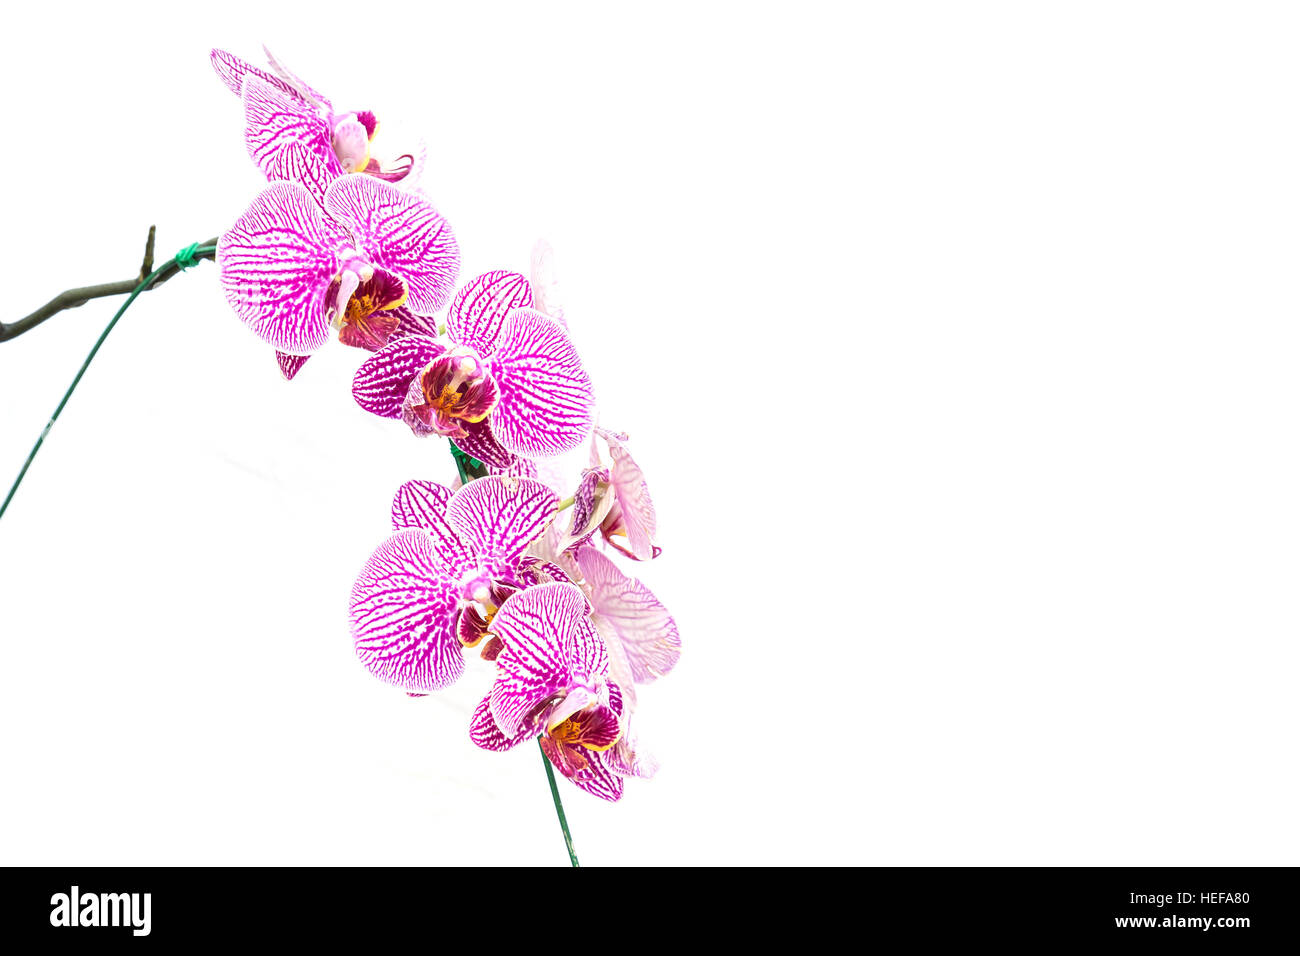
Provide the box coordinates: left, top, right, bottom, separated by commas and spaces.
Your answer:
352, 270, 595, 461
218, 177, 458, 378
468, 582, 653, 802
349, 475, 559, 693
212, 47, 422, 203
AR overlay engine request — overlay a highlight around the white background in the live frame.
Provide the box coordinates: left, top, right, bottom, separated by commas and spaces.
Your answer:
1, 2, 1296, 865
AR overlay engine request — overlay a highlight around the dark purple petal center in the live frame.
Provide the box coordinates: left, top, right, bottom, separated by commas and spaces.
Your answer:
401, 348, 499, 438
334, 265, 409, 351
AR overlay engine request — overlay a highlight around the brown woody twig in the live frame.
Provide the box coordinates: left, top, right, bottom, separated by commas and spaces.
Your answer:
0, 227, 218, 343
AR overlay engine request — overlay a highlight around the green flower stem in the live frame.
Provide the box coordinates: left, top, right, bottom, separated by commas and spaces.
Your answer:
540, 737, 580, 867
0, 243, 217, 523
445, 439, 580, 867
447, 441, 489, 484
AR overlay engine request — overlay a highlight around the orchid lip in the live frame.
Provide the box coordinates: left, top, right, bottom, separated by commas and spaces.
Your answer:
328, 264, 408, 350
401, 346, 499, 437
332, 114, 371, 172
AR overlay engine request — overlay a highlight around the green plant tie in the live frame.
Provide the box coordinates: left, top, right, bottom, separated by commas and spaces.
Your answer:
174, 243, 202, 270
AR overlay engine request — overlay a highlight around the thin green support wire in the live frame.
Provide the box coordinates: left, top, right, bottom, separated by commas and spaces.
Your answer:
7, 244, 584, 866
540, 738, 580, 867
0, 244, 217, 522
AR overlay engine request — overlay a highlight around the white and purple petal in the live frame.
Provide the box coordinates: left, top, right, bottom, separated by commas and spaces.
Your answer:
260, 44, 332, 113
446, 271, 533, 357
469, 695, 534, 752
390, 479, 455, 531
260, 139, 341, 207
562, 748, 625, 801
218, 182, 351, 355
489, 456, 540, 481
276, 351, 310, 381
602, 680, 659, 778
488, 583, 604, 737
242, 76, 342, 192
324, 176, 460, 315
350, 529, 468, 692
388, 479, 468, 568
211, 48, 304, 102
451, 420, 519, 471
608, 724, 660, 780
607, 439, 659, 560
446, 475, 560, 567
386, 305, 441, 341
558, 701, 623, 752
518, 557, 572, 585
486, 308, 595, 458
353, 335, 445, 419
557, 468, 615, 552
591, 613, 638, 709
575, 546, 680, 684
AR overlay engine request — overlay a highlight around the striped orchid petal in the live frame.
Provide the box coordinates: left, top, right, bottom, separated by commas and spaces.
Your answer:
469, 696, 534, 752
451, 420, 519, 471
559, 748, 625, 801
487, 583, 607, 738
558, 468, 615, 552
486, 309, 595, 458
518, 557, 571, 585
260, 44, 332, 113
387, 479, 468, 570
547, 693, 622, 750
446, 476, 559, 567
610, 743, 658, 780
446, 271, 533, 357
592, 612, 638, 709
349, 529, 471, 692
607, 441, 659, 560
353, 335, 445, 419
386, 305, 441, 341
262, 140, 340, 207
276, 351, 310, 381
608, 707, 660, 781
218, 182, 352, 355
499, 457, 540, 480
242, 76, 342, 193
575, 546, 680, 687
539, 681, 627, 801
324, 176, 460, 315
390, 479, 454, 531
211, 48, 304, 102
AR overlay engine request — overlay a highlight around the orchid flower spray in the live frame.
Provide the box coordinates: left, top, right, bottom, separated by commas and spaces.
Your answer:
214, 44, 682, 863
2, 44, 680, 867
